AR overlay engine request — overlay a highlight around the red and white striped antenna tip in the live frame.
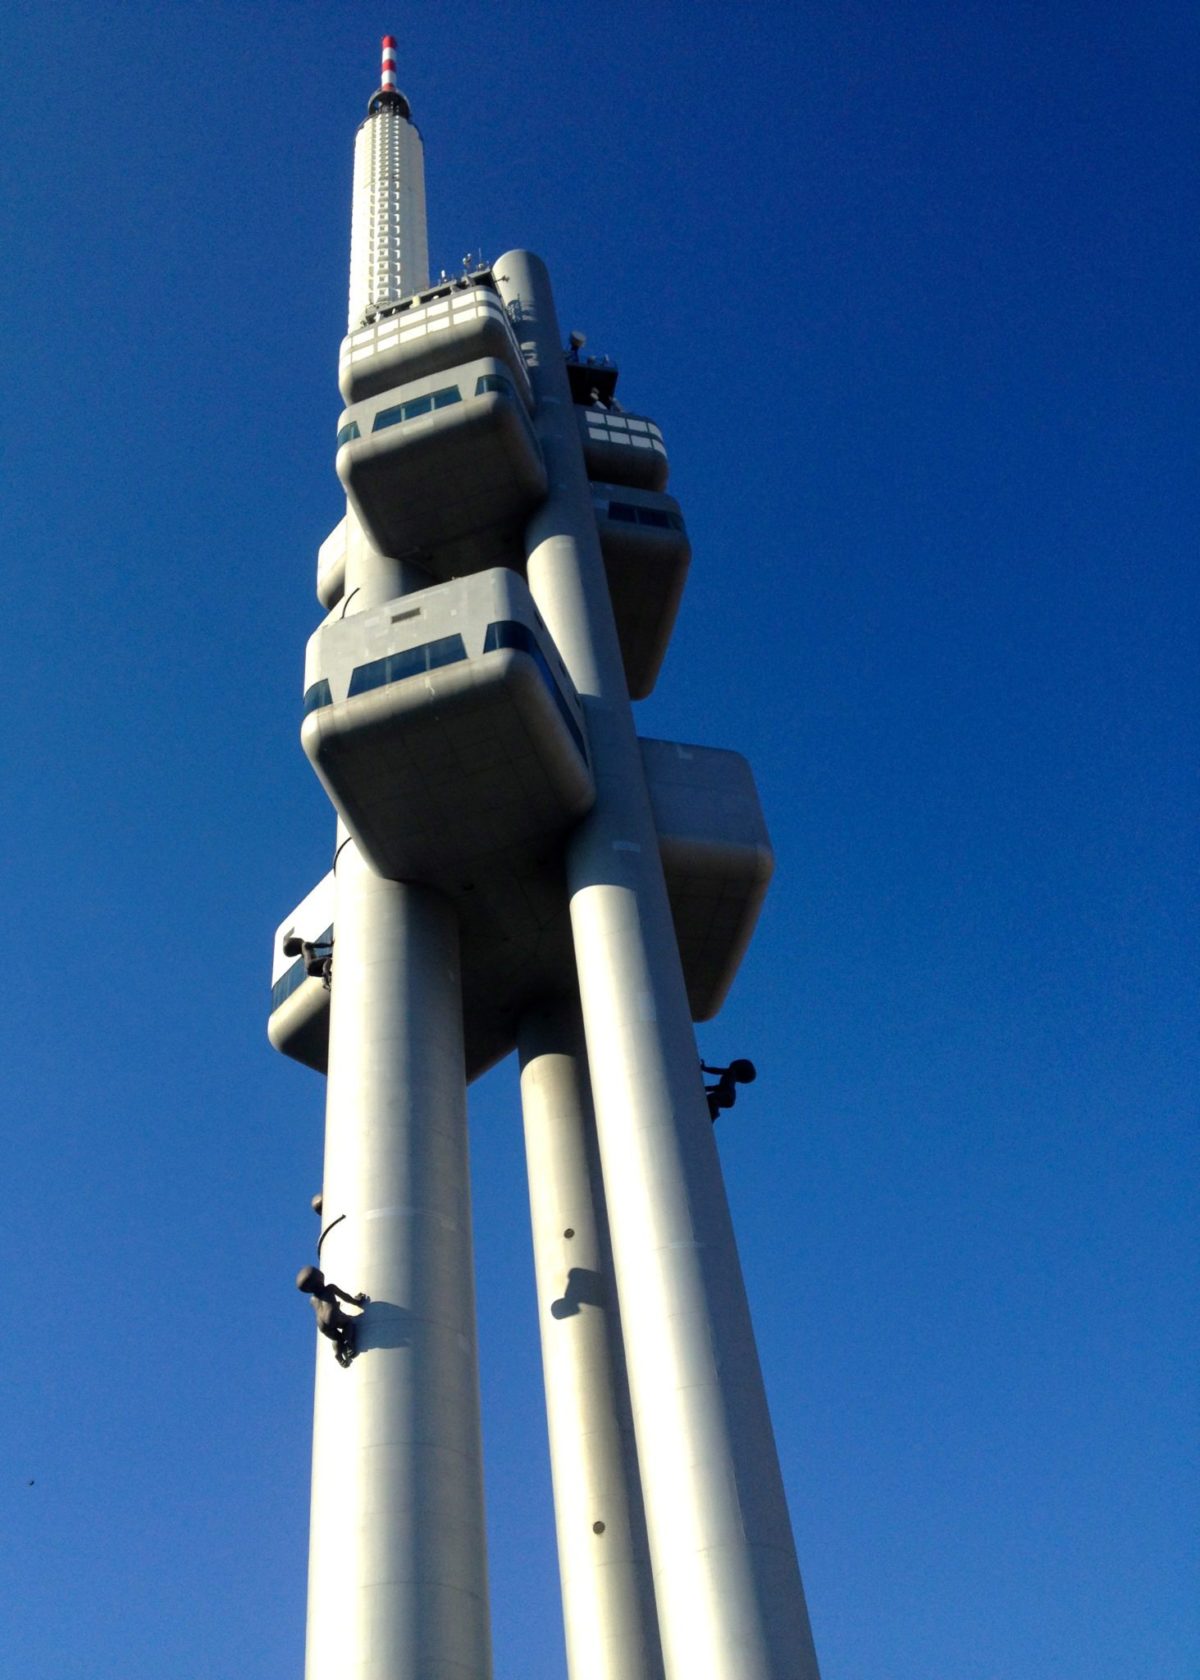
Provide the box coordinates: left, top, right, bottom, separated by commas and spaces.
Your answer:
380, 35, 398, 92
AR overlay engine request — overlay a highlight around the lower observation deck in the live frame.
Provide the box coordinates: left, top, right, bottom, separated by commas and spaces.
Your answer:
301, 567, 593, 892
337, 358, 547, 574
271, 736, 772, 1080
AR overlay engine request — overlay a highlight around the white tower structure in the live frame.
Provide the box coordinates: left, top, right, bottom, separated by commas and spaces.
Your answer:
347, 35, 429, 329
270, 38, 822, 1680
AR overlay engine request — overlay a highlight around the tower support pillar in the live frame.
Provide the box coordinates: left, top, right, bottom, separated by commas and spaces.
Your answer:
519, 1001, 664, 1680
305, 844, 492, 1680
497, 249, 820, 1680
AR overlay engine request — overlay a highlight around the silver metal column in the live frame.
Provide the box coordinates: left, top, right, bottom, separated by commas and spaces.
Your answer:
304, 517, 493, 1680
518, 1001, 664, 1680
497, 251, 820, 1680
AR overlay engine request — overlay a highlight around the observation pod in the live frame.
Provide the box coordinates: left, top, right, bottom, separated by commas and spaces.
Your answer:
641, 737, 774, 1020
268, 860, 573, 1085
578, 405, 669, 491
339, 274, 530, 405
270, 737, 772, 1070
591, 482, 691, 699
267, 872, 334, 1070
315, 519, 348, 613
336, 359, 547, 573
301, 567, 593, 890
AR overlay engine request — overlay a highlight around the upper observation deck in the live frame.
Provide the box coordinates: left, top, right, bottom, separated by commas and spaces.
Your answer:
336, 357, 547, 575
339, 271, 531, 406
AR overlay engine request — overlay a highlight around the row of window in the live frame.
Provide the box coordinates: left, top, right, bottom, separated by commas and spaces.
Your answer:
348, 633, 466, 697
301, 620, 587, 764
373, 383, 461, 432
603, 501, 685, 533
343, 297, 507, 361
335, 373, 517, 447
584, 413, 664, 441
352, 277, 501, 337
271, 923, 333, 1013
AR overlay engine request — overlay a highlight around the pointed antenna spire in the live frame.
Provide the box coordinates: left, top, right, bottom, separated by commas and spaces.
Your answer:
380, 35, 398, 94
367, 33, 411, 118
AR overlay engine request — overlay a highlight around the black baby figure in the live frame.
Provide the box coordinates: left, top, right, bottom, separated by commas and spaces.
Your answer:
297, 1264, 369, 1367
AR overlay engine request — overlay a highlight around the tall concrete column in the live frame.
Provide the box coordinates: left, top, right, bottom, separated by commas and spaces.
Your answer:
518, 1001, 664, 1680
304, 513, 492, 1680
497, 251, 820, 1680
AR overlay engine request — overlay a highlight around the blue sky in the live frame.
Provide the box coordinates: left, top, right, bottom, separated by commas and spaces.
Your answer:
2, 3, 1195, 1676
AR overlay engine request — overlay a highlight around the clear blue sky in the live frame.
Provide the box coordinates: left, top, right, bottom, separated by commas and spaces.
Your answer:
3, 3, 1195, 1676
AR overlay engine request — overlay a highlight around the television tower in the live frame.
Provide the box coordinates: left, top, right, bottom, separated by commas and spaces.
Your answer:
270, 37, 821, 1680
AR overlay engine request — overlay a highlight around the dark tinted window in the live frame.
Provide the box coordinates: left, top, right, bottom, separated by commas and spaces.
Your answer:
474, 373, 512, 396
372, 385, 462, 432
303, 679, 332, 716
605, 500, 684, 533
336, 421, 361, 447
347, 633, 467, 698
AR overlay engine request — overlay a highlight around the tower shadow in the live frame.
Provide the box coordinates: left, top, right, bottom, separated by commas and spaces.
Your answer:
356, 1300, 417, 1351
550, 1267, 608, 1319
